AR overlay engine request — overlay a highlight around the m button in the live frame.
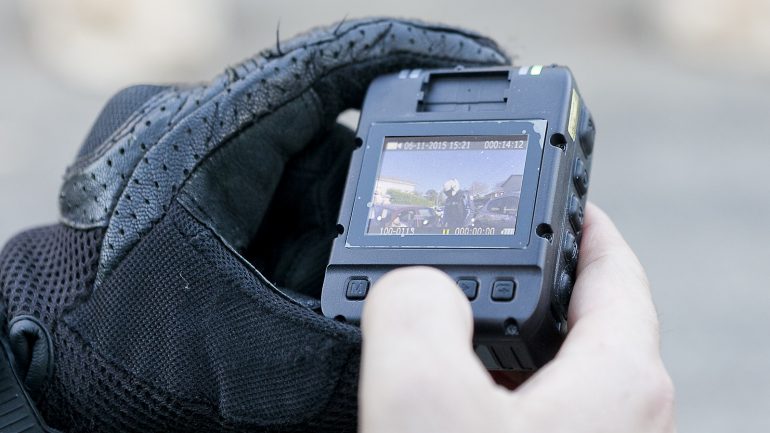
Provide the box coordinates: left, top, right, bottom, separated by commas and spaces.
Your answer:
346, 278, 369, 300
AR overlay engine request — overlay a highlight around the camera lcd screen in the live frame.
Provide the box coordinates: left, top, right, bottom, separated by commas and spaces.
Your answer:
365, 135, 528, 237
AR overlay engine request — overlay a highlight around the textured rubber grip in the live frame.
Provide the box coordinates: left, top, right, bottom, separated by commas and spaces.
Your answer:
0, 339, 55, 433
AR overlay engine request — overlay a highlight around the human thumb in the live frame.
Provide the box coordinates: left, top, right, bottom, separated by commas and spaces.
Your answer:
359, 267, 504, 433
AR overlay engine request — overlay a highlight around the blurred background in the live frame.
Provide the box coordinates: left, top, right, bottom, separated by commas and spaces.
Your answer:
1, 0, 769, 431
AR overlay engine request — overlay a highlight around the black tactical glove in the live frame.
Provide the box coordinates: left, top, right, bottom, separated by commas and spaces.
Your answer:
0, 18, 508, 432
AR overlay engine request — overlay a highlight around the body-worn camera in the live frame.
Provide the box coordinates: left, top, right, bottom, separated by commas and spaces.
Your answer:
322, 65, 595, 370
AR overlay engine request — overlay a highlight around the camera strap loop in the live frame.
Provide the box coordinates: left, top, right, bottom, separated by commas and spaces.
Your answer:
0, 329, 57, 432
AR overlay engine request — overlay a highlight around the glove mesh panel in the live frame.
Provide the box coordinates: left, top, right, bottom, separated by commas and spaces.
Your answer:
1, 203, 360, 432
0, 225, 102, 326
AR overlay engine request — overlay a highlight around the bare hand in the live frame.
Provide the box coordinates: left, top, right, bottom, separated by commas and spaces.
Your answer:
360, 203, 676, 433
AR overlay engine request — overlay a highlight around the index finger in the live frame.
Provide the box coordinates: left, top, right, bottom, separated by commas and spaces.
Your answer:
562, 202, 660, 359
507, 203, 674, 433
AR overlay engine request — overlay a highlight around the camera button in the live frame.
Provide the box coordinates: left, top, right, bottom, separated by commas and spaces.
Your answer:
579, 116, 595, 156
457, 279, 478, 300
568, 195, 584, 232
491, 280, 516, 301
555, 270, 573, 309
562, 231, 578, 266
573, 158, 589, 196
345, 278, 369, 300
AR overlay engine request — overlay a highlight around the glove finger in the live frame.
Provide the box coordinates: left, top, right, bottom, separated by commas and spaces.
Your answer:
78, 85, 169, 158
179, 18, 510, 253
265, 17, 510, 121
59, 18, 510, 283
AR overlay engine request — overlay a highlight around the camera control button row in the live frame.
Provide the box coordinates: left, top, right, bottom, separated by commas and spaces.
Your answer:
573, 158, 589, 196
491, 280, 516, 301
457, 279, 479, 300
345, 278, 370, 300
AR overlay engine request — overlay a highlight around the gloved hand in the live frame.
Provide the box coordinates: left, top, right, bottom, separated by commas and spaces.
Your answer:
0, 18, 508, 433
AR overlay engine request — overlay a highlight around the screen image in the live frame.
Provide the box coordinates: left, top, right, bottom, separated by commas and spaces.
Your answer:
365, 135, 528, 237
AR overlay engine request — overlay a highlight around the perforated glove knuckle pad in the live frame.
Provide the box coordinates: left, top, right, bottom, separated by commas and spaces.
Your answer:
0, 17, 508, 433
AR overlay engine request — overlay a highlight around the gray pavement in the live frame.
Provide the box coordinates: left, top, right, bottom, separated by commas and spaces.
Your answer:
1, 1, 769, 431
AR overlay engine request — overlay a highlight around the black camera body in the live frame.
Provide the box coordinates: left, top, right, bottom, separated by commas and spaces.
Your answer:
321, 66, 595, 370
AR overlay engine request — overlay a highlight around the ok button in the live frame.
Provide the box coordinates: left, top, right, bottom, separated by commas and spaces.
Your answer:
491, 280, 515, 301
